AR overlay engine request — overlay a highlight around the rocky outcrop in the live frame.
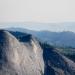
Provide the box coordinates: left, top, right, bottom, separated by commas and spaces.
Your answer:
0, 30, 75, 75
0, 30, 44, 75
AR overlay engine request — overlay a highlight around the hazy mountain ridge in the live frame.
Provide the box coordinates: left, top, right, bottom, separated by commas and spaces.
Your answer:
7, 28, 75, 47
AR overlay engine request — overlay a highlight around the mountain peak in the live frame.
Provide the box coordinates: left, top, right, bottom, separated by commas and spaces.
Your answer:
0, 29, 75, 75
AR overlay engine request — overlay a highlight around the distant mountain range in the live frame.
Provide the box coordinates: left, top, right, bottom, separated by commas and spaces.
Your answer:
7, 28, 75, 48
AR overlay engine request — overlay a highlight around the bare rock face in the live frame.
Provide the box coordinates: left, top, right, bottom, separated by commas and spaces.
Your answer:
0, 30, 75, 75
0, 30, 44, 75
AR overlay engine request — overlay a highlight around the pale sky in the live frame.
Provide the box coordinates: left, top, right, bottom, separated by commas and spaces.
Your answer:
0, 0, 75, 23
0, 0, 75, 32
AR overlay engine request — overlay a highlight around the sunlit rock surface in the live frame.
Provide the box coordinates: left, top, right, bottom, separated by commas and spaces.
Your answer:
0, 30, 75, 75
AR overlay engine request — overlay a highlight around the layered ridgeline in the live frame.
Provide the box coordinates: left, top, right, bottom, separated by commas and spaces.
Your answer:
0, 30, 75, 75
7, 28, 75, 48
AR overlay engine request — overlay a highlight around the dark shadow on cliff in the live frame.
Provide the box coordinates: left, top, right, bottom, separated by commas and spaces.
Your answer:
40, 43, 56, 75
40, 42, 71, 75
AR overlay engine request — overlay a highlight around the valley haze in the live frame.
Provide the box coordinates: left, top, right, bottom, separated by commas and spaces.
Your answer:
0, 22, 75, 32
